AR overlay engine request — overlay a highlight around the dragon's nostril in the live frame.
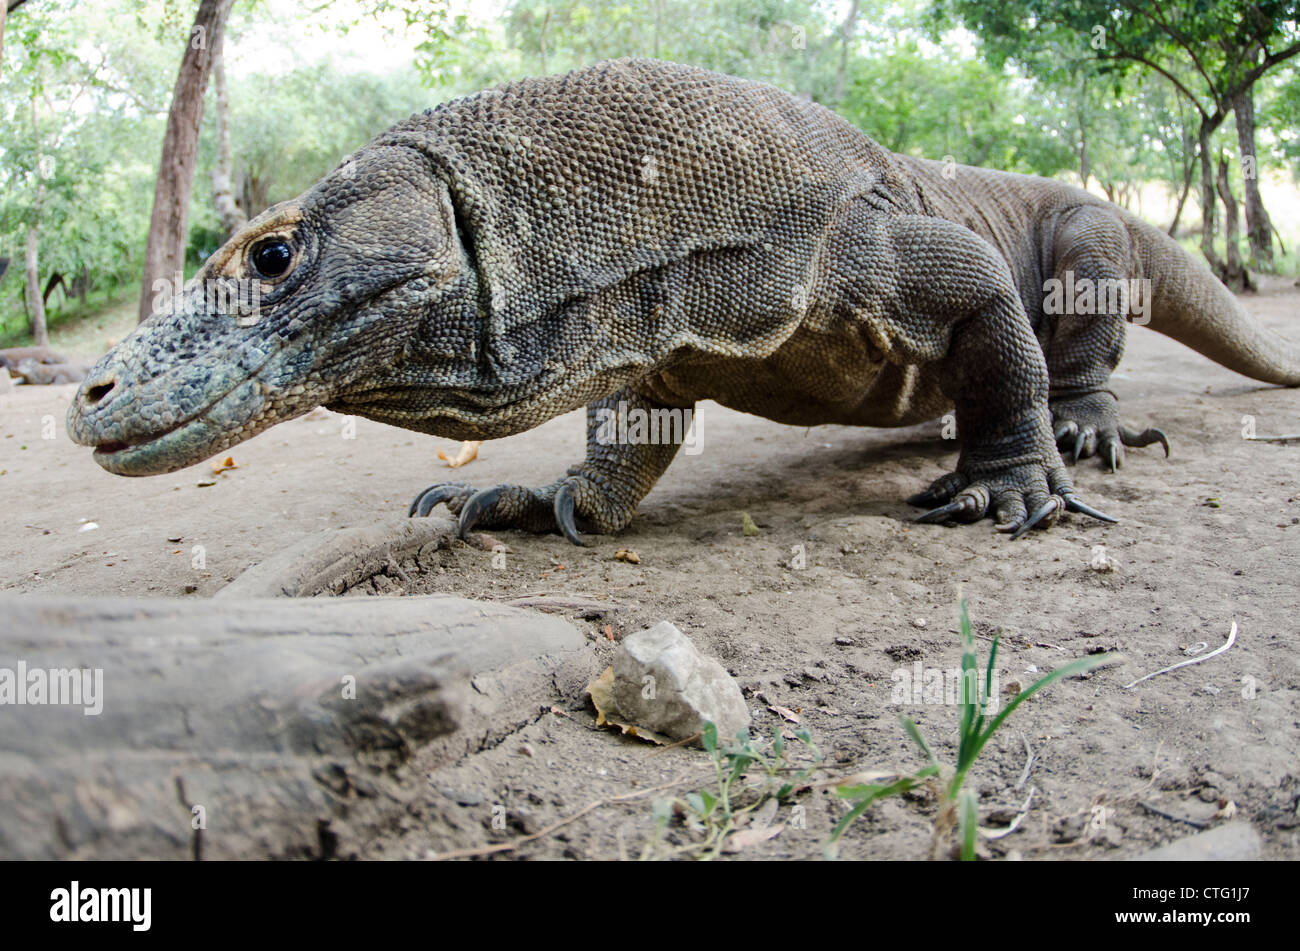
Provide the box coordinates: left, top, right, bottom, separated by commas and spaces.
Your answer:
85, 380, 116, 404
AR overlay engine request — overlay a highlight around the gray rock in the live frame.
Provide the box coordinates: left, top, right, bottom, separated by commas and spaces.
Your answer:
1130, 821, 1262, 861
612, 621, 750, 743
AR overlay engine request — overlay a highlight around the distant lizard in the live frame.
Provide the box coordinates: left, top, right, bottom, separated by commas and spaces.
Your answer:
67, 59, 1300, 544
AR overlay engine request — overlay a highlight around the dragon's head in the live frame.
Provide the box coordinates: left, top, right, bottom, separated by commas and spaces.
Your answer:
68, 144, 479, 475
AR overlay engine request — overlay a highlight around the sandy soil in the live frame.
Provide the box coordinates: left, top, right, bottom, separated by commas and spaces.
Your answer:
1, 279, 1297, 860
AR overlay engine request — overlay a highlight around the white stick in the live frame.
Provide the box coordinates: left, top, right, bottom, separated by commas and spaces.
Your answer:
1123, 622, 1237, 690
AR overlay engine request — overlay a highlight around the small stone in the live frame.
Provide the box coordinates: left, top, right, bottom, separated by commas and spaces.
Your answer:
912, 617, 927, 629
1129, 821, 1261, 861
611, 621, 751, 743
440, 788, 483, 807
834, 636, 855, 646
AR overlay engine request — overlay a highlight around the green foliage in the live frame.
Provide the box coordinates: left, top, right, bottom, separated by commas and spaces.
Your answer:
0, 0, 177, 338
840, 38, 1075, 175
645, 722, 821, 860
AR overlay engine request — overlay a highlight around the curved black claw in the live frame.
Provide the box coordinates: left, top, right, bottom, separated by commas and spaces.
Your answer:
410, 484, 468, 518
1120, 426, 1170, 458
915, 495, 981, 525
1105, 441, 1120, 473
552, 482, 587, 547
1010, 498, 1062, 540
907, 472, 968, 508
457, 485, 505, 539
1061, 493, 1118, 524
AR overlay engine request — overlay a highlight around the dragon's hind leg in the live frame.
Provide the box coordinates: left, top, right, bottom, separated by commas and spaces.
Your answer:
830, 208, 1113, 535
1040, 205, 1169, 471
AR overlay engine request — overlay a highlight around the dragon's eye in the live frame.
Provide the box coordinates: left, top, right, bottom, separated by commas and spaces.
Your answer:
250, 239, 293, 278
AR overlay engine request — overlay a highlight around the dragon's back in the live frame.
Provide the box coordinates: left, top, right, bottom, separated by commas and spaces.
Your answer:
373, 59, 917, 364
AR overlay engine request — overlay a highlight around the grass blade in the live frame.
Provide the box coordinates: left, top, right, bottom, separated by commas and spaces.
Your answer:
900, 715, 938, 764
958, 787, 978, 861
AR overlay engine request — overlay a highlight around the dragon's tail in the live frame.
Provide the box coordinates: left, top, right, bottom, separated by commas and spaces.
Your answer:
1123, 214, 1300, 386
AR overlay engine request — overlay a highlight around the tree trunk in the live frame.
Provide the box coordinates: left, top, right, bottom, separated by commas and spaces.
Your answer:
210, 33, 246, 241
1197, 121, 1226, 281
137, 0, 234, 324
25, 82, 47, 348
1076, 74, 1091, 191
1216, 154, 1254, 293
538, 10, 549, 74
1231, 86, 1273, 269
24, 227, 47, 347
833, 0, 861, 105
1167, 158, 1194, 236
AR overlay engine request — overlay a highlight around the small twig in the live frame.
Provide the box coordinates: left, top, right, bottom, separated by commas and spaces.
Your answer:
1138, 801, 1209, 830
1123, 622, 1237, 690
979, 786, 1036, 840
504, 594, 624, 615
650, 732, 701, 754
1245, 434, 1300, 442
1015, 733, 1035, 791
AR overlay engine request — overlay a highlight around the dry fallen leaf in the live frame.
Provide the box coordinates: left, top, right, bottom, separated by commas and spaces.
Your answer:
210, 455, 238, 475
585, 666, 670, 745
437, 440, 482, 468
741, 512, 761, 536
476, 533, 508, 552
613, 548, 640, 564
722, 823, 783, 853
768, 704, 801, 724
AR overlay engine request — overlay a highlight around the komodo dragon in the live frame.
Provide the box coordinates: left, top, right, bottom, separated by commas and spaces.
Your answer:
67, 59, 1300, 544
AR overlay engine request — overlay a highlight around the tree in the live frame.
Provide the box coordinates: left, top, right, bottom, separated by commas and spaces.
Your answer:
208, 30, 244, 240
24, 86, 47, 346
938, 0, 1300, 280
1, 0, 33, 65
137, 0, 234, 323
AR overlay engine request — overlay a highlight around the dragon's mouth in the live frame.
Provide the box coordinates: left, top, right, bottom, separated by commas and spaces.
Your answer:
89, 417, 197, 470
82, 376, 277, 476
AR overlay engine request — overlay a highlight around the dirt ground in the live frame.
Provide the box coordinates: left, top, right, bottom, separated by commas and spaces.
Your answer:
1, 278, 1297, 860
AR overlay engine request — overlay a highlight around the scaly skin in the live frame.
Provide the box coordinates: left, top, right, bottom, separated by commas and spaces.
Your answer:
67, 59, 1300, 544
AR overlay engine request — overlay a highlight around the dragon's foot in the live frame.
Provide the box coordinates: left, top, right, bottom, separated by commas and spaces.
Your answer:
1050, 390, 1169, 472
408, 475, 631, 546
908, 461, 1116, 539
